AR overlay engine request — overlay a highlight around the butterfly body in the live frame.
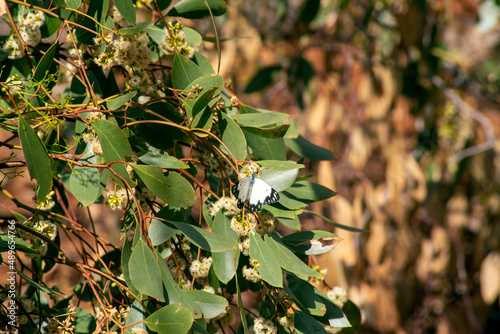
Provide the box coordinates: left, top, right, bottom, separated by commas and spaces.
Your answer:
232, 173, 280, 212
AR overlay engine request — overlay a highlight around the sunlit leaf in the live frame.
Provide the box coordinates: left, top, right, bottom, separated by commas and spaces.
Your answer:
144, 303, 193, 334
249, 231, 283, 287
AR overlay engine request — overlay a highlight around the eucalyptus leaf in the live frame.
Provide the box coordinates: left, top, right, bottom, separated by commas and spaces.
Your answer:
129, 239, 165, 301
114, 0, 136, 25
18, 116, 52, 199
144, 303, 193, 334
285, 135, 336, 161
249, 231, 283, 287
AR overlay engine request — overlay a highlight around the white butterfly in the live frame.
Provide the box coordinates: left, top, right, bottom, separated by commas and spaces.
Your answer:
232, 173, 280, 212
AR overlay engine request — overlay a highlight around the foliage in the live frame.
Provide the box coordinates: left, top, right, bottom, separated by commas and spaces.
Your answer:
0, 0, 360, 333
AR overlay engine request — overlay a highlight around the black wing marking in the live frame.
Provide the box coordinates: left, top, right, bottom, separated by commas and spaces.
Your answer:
232, 182, 245, 209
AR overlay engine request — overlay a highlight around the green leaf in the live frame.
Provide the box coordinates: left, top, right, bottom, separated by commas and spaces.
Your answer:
245, 65, 282, 93
34, 42, 58, 82
265, 234, 320, 279
312, 293, 351, 328
260, 168, 298, 192
249, 231, 283, 287
338, 300, 361, 333
193, 51, 215, 74
233, 109, 290, 129
278, 216, 301, 230
157, 252, 203, 317
277, 192, 307, 210
211, 211, 238, 283
219, 112, 247, 161
14, 268, 63, 295
281, 230, 342, 255
91, 119, 134, 187
125, 300, 151, 331
114, 0, 136, 25
148, 219, 177, 246
285, 275, 325, 316
74, 0, 109, 44
295, 310, 328, 334
144, 303, 193, 334
129, 239, 165, 301
167, 0, 227, 19
121, 238, 140, 296
0, 232, 37, 254
183, 290, 228, 319
183, 27, 203, 46
154, 0, 172, 11
172, 53, 205, 91
132, 165, 193, 206
106, 91, 137, 110
139, 151, 188, 169
283, 181, 336, 203
65, 0, 81, 10
242, 128, 286, 160
146, 24, 166, 44
73, 308, 97, 333
119, 21, 155, 35
18, 116, 52, 199
185, 74, 224, 95
299, 0, 321, 26
163, 171, 196, 208
257, 160, 304, 171
69, 153, 100, 206
285, 135, 336, 161
169, 220, 238, 252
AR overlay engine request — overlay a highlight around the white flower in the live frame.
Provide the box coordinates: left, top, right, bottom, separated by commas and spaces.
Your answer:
252, 317, 277, 334
230, 213, 257, 237
105, 188, 135, 210
278, 313, 294, 328
238, 237, 250, 256
20, 296, 35, 313
112, 6, 123, 24
91, 139, 103, 156
3, 37, 24, 59
326, 286, 348, 308
239, 162, 262, 178
138, 95, 151, 104
88, 111, 106, 121
203, 285, 216, 294
35, 191, 56, 211
190, 257, 213, 278
128, 75, 142, 88
242, 265, 261, 283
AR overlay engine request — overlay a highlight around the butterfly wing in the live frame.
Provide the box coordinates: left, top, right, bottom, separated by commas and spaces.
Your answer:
232, 176, 252, 209
248, 178, 280, 212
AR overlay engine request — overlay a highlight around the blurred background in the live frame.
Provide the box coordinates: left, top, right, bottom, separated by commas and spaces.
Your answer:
198, 0, 500, 332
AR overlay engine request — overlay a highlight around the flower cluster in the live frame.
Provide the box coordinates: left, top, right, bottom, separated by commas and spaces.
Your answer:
209, 196, 241, 217
94, 31, 151, 88
243, 259, 262, 283
18, 219, 58, 242
209, 305, 233, 331
34, 191, 56, 211
310, 264, 327, 283
160, 21, 196, 59
3, 10, 45, 59
278, 312, 294, 328
251, 317, 278, 334
326, 286, 348, 308
82, 113, 108, 156
189, 257, 213, 278
230, 213, 258, 237
239, 162, 262, 178
105, 188, 135, 210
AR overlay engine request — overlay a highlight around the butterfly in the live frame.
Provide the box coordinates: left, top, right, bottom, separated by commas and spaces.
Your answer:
232, 173, 280, 212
